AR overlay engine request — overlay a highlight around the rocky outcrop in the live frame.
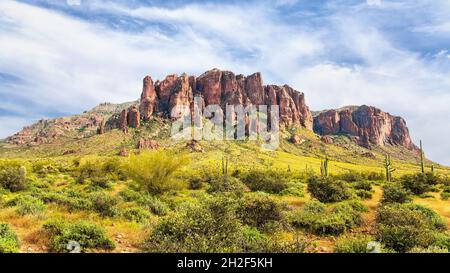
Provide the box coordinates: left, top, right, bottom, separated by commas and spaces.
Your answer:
135, 69, 313, 129
320, 135, 333, 144
119, 105, 140, 130
140, 76, 158, 121
97, 120, 106, 135
127, 106, 140, 128
137, 138, 159, 150
290, 134, 305, 145
313, 105, 417, 150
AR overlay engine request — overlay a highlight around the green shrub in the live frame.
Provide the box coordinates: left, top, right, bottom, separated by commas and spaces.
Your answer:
207, 175, 247, 195
75, 160, 102, 184
142, 196, 243, 253
118, 188, 168, 216
122, 207, 151, 223
32, 160, 59, 177
401, 172, 440, 195
90, 177, 111, 189
331, 201, 367, 227
240, 170, 289, 194
0, 223, 20, 253
376, 204, 442, 252
118, 188, 143, 202
366, 171, 385, 181
406, 204, 446, 230
353, 181, 373, 199
381, 183, 412, 204
30, 188, 92, 211
188, 176, 203, 190
0, 162, 28, 192
408, 246, 449, 253
339, 172, 363, 182
307, 176, 351, 203
291, 201, 365, 235
240, 226, 311, 253
334, 234, 373, 253
441, 186, 450, 200
433, 232, 450, 251
88, 192, 119, 217
280, 182, 305, 197
76, 157, 126, 185
238, 193, 284, 231
102, 157, 126, 181
353, 181, 372, 191
125, 151, 188, 195
354, 189, 373, 200
8, 195, 46, 216
44, 220, 115, 252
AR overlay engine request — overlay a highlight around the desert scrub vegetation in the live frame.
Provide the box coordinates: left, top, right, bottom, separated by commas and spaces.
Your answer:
141, 194, 310, 253
75, 157, 126, 185
0, 223, 20, 253
381, 183, 412, 204
6, 195, 46, 216
206, 174, 248, 195
400, 172, 440, 195
118, 188, 169, 216
376, 203, 446, 252
122, 207, 151, 223
307, 176, 351, 203
441, 185, 450, 200
43, 219, 115, 253
125, 151, 188, 195
290, 200, 367, 235
89, 192, 120, 217
237, 193, 285, 232
351, 180, 374, 200
0, 161, 28, 192
141, 195, 243, 253
334, 234, 373, 253
240, 169, 290, 194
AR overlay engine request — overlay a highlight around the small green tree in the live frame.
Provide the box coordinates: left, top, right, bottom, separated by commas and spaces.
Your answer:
125, 151, 188, 194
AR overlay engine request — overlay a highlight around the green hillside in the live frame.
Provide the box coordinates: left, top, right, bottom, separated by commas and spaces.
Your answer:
0, 118, 449, 253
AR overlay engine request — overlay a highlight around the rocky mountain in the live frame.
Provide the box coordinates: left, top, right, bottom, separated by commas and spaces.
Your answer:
313, 106, 417, 151
5, 69, 417, 152
6, 102, 135, 146
118, 68, 313, 131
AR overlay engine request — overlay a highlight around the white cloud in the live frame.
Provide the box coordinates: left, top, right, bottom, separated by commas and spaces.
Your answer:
0, 0, 449, 165
367, 0, 382, 6
67, 0, 81, 6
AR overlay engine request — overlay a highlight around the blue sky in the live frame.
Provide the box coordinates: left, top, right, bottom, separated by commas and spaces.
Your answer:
0, 0, 450, 165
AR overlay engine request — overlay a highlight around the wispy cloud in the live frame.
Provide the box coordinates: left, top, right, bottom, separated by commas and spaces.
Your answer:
1, 0, 450, 165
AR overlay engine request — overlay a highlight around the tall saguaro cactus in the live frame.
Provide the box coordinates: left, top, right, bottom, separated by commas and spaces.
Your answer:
222, 156, 229, 175
419, 140, 425, 174
384, 154, 396, 182
320, 157, 329, 177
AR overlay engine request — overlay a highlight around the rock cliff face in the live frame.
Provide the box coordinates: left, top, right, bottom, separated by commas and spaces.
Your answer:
135, 68, 313, 129
313, 105, 417, 150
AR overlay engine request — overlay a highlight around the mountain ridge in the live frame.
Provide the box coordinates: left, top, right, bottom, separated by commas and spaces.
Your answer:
4, 69, 419, 157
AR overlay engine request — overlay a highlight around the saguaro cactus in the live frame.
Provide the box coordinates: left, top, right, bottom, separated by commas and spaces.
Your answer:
384, 154, 396, 182
222, 156, 229, 175
419, 140, 425, 174
320, 157, 329, 177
